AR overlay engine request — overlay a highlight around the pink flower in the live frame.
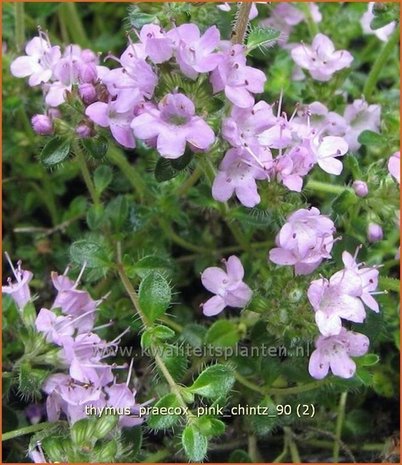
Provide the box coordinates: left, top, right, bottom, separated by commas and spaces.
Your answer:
308, 328, 369, 379
308, 135, 349, 175
10, 35, 61, 86
388, 151, 400, 184
212, 147, 272, 207
201, 255, 252, 316
222, 101, 275, 149
274, 145, 315, 192
341, 250, 380, 313
291, 33, 353, 82
210, 44, 266, 108
308, 271, 366, 336
138, 24, 174, 64
2, 254, 33, 310
269, 207, 336, 275
168, 24, 222, 79
86, 100, 136, 148
131, 93, 215, 158
343, 99, 381, 152
261, 3, 321, 46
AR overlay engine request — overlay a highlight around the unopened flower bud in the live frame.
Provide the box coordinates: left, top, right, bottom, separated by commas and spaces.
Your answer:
79, 62, 98, 83
368, 223, 383, 243
76, 122, 93, 139
31, 114, 53, 136
81, 48, 97, 63
47, 108, 61, 120
352, 180, 368, 197
79, 83, 97, 104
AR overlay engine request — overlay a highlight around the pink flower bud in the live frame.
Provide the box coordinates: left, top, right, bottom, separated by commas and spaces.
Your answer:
352, 180, 368, 197
47, 108, 61, 119
31, 114, 54, 135
79, 83, 97, 104
79, 62, 98, 83
81, 48, 97, 63
75, 122, 93, 139
367, 223, 383, 243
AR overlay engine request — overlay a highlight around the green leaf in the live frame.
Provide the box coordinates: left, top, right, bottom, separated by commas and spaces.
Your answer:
138, 272, 172, 322
331, 190, 357, 215
71, 418, 97, 445
86, 204, 105, 230
182, 425, 208, 462
40, 137, 71, 166
81, 135, 108, 159
127, 5, 159, 29
141, 325, 176, 349
358, 353, 380, 367
94, 165, 113, 194
70, 239, 111, 269
147, 393, 182, 430
105, 195, 129, 231
154, 151, 192, 182
180, 324, 207, 348
246, 26, 280, 52
94, 414, 118, 439
133, 255, 173, 279
357, 130, 385, 147
229, 449, 253, 463
195, 417, 225, 437
189, 364, 235, 399
206, 320, 240, 348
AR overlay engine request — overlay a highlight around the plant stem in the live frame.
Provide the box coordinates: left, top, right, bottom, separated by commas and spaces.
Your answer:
140, 449, 171, 463
159, 315, 183, 333
333, 392, 348, 462
232, 3, 252, 44
2, 422, 52, 441
284, 427, 301, 463
58, 3, 90, 47
14, 2, 25, 51
116, 244, 193, 421
158, 218, 209, 254
74, 143, 100, 207
234, 371, 328, 396
363, 25, 400, 102
107, 146, 146, 202
299, 3, 319, 38
177, 165, 203, 196
306, 179, 353, 195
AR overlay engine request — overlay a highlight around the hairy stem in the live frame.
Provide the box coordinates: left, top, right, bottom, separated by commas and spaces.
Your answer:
2, 422, 54, 442
74, 143, 100, 207
306, 179, 353, 195
363, 25, 400, 101
14, 2, 25, 51
232, 3, 252, 44
116, 244, 193, 422
107, 146, 146, 202
333, 391, 348, 462
177, 165, 203, 196
284, 427, 301, 463
234, 371, 328, 396
58, 3, 90, 47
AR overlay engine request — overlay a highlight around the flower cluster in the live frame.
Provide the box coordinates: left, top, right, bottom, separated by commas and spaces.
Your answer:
213, 92, 352, 207
200, 255, 252, 316
3, 257, 145, 428
308, 249, 380, 379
